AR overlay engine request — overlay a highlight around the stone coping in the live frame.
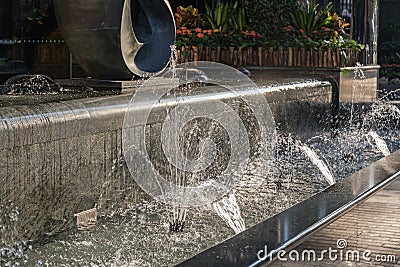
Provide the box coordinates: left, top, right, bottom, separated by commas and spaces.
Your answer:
0, 80, 331, 149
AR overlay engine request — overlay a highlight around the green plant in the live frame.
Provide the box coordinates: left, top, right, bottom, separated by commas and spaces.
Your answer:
23, 4, 58, 39
379, 23, 400, 65
237, 31, 265, 48
381, 23, 400, 41
176, 27, 225, 49
174, 5, 204, 29
243, 0, 296, 41
289, 2, 332, 37
380, 65, 400, 80
203, 1, 243, 34
175, 26, 265, 49
285, 2, 363, 50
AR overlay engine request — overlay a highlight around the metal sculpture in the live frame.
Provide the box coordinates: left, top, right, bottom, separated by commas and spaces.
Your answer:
53, 0, 175, 79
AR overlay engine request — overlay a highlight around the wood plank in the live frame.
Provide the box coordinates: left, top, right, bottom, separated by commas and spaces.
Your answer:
258, 47, 263, 66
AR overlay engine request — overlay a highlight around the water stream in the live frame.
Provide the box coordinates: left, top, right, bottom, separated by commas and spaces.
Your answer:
212, 194, 246, 234
298, 144, 335, 186
367, 131, 391, 156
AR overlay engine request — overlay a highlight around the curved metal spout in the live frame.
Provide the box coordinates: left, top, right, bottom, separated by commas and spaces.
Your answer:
54, 0, 175, 79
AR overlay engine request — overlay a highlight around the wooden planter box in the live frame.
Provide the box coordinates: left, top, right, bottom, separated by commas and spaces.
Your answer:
176, 46, 361, 68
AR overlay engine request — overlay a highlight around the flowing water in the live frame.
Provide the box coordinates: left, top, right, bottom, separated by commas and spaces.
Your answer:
349, 62, 367, 123
212, 194, 246, 234
1, 62, 400, 266
367, 131, 391, 156
298, 144, 335, 186
0, 125, 398, 266
9, 121, 396, 266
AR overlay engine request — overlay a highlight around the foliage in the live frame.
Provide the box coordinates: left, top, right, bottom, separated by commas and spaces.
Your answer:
380, 23, 400, 41
24, 5, 57, 38
175, 27, 264, 49
174, 5, 203, 29
175, 1, 263, 48
284, 2, 363, 50
242, 0, 296, 41
26, 7, 48, 25
379, 41, 400, 64
203, 1, 245, 34
236, 31, 265, 48
288, 2, 329, 37
379, 23, 400, 66
380, 65, 400, 80
379, 24, 400, 77
176, 27, 223, 48
174, 1, 363, 53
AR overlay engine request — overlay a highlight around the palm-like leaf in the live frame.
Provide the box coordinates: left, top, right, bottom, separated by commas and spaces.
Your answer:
204, 1, 241, 33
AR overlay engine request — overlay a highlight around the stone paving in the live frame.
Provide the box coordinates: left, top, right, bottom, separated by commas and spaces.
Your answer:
269, 178, 400, 267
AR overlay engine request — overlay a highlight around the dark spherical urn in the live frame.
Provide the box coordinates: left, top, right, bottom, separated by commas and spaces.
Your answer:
54, 0, 175, 79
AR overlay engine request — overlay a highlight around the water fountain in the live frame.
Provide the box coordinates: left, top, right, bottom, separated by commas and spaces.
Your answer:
0, 59, 398, 266
1, 1, 399, 266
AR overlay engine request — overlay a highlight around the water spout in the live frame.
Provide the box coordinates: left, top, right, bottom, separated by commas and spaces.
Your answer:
213, 194, 245, 234
367, 131, 391, 156
169, 206, 187, 232
299, 144, 335, 186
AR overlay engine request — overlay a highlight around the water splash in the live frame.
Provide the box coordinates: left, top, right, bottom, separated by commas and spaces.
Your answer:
2, 74, 61, 95
354, 62, 367, 80
19, 125, 400, 265
168, 207, 187, 232
378, 87, 400, 101
170, 44, 177, 78
349, 62, 366, 123
363, 102, 400, 131
299, 144, 335, 186
366, 131, 391, 156
166, 49, 191, 231
0, 203, 31, 266
213, 194, 245, 234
